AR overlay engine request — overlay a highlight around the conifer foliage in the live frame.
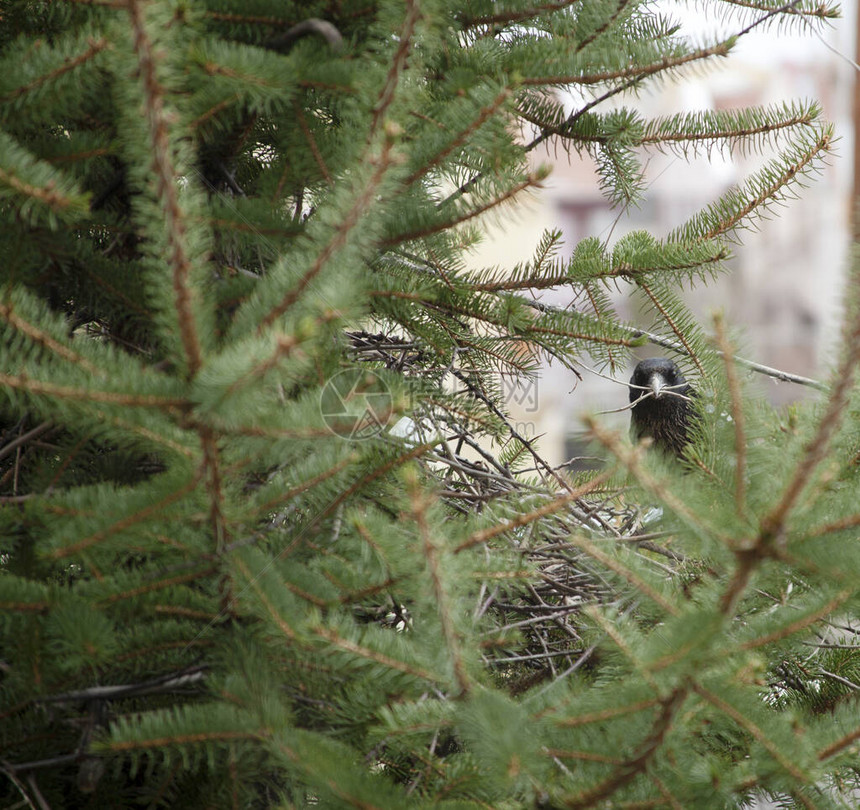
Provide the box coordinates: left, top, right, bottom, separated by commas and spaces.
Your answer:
1, 1, 858, 808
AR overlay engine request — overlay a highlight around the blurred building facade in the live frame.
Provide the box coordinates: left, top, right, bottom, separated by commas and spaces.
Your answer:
468, 5, 856, 469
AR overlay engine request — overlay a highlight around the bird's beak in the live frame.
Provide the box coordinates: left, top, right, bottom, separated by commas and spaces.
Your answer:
649, 373, 665, 399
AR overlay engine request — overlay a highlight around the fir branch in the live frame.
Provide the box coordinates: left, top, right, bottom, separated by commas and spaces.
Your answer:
92, 409, 196, 457
581, 285, 611, 345
232, 553, 298, 640
0, 372, 189, 409
455, 468, 616, 553
199, 427, 228, 554
228, 311, 340, 399
47, 475, 201, 560
714, 314, 747, 517
106, 730, 266, 753
575, 0, 633, 54
0, 302, 101, 375
639, 104, 819, 151
293, 100, 333, 186
721, 0, 838, 20
694, 126, 833, 243
559, 684, 688, 808
128, 0, 203, 378
80, 262, 153, 318
250, 457, 353, 516
564, 532, 680, 616
405, 86, 512, 187
313, 439, 445, 525
0, 37, 109, 103
550, 696, 661, 727
817, 724, 860, 762
259, 138, 397, 330
190, 91, 242, 128
408, 471, 471, 695
739, 590, 853, 651
313, 625, 440, 683
0, 164, 86, 218
521, 43, 732, 88
201, 11, 302, 26
458, 1, 581, 28
692, 683, 813, 784
524, 319, 639, 348
370, 0, 421, 139
584, 417, 732, 544
98, 569, 217, 604
808, 512, 860, 538
586, 606, 660, 691
759, 259, 860, 545
636, 281, 705, 375
383, 173, 543, 247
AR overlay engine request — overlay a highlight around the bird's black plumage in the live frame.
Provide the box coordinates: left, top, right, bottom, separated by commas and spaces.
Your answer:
629, 358, 694, 458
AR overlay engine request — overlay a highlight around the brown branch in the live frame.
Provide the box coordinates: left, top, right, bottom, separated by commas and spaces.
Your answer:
721, 0, 837, 19
0, 167, 82, 214
98, 569, 216, 605
0, 421, 54, 464
528, 320, 639, 347
370, 289, 639, 348
128, 0, 203, 377
251, 457, 353, 516
550, 696, 660, 726
808, 511, 860, 538
107, 730, 265, 752
468, 271, 575, 292
575, 0, 631, 54
520, 42, 732, 88
718, 549, 758, 617
610, 247, 732, 278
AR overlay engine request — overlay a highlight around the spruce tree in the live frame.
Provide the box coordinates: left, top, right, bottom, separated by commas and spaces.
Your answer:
1, 1, 857, 809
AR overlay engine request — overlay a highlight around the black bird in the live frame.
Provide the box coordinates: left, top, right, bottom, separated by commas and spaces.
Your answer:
629, 358, 694, 458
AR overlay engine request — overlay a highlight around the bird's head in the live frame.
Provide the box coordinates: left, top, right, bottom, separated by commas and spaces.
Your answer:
629, 358, 689, 405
